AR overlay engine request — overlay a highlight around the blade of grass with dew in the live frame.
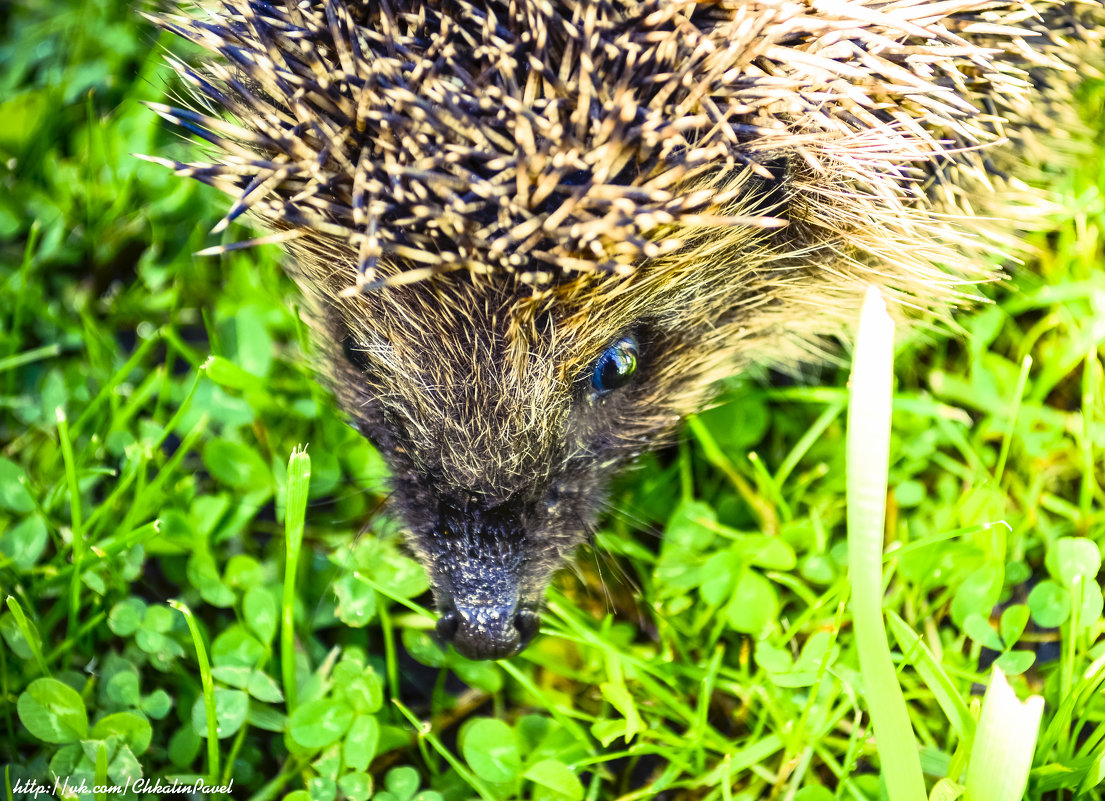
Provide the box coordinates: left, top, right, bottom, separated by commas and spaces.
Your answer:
282, 446, 310, 713
774, 396, 846, 487
392, 698, 497, 801
94, 742, 109, 801
992, 354, 1031, 487
964, 667, 1043, 801
5, 596, 49, 676
886, 611, 974, 740
1079, 352, 1099, 523
170, 599, 219, 785
56, 407, 83, 639
847, 287, 926, 801
0, 344, 62, 375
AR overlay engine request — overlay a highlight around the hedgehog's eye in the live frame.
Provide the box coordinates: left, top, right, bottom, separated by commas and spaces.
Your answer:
591, 335, 638, 394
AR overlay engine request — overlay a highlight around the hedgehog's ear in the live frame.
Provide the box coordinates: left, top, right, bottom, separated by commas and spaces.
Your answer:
341, 331, 374, 374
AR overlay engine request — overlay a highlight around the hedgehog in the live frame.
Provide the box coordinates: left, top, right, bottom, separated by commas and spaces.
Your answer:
144, 0, 1103, 659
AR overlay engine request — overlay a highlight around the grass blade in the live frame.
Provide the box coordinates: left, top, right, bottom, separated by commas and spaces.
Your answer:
965, 667, 1043, 801
847, 287, 926, 801
5, 596, 49, 676
887, 611, 974, 741
282, 446, 311, 713
171, 599, 219, 784
55, 407, 83, 638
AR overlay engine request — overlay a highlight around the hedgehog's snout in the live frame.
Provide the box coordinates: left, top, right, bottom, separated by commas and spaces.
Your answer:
436, 605, 540, 661
429, 494, 541, 660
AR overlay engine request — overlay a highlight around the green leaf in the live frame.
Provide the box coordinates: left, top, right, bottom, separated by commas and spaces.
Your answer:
227, 306, 274, 378
699, 550, 738, 605
226, 554, 266, 588
47, 743, 86, 787
0, 458, 35, 512
951, 563, 1003, 628
340, 666, 383, 714
246, 671, 284, 703
17, 678, 89, 744
1075, 578, 1103, 631
452, 659, 504, 694
141, 690, 173, 719
525, 759, 584, 801
107, 598, 146, 637
337, 772, 373, 801
800, 553, 837, 585
927, 778, 964, 801
212, 665, 252, 689
1046, 537, 1101, 588
248, 703, 287, 732
202, 438, 271, 491
190, 688, 249, 739
755, 641, 793, 674
288, 699, 354, 749
135, 629, 185, 663
343, 442, 390, 492
591, 719, 629, 747
343, 716, 380, 772
993, 651, 1035, 676
655, 547, 702, 594
964, 614, 1004, 651
204, 355, 260, 390
0, 514, 49, 569
794, 787, 836, 801
186, 549, 236, 608
663, 500, 717, 553
894, 480, 926, 509
599, 681, 642, 741
1027, 580, 1070, 628
369, 550, 431, 600
307, 777, 336, 801
795, 631, 836, 672
726, 570, 777, 635
461, 717, 522, 783
0, 611, 36, 661
385, 766, 421, 801
143, 604, 175, 633
401, 630, 447, 668
334, 573, 377, 627
696, 392, 770, 452
105, 670, 141, 706
999, 605, 1030, 648
168, 726, 202, 767
740, 535, 797, 570
90, 711, 153, 754
244, 585, 278, 644
212, 624, 265, 668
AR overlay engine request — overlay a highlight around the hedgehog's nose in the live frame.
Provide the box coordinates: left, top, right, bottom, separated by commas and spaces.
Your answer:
436, 606, 540, 660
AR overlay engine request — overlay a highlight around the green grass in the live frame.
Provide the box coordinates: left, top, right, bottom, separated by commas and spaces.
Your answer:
2, 1, 1105, 799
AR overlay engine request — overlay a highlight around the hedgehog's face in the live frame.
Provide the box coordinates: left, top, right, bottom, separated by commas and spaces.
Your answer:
315, 267, 737, 660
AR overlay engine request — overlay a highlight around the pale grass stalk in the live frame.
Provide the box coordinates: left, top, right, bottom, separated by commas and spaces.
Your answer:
282, 446, 311, 714
847, 287, 926, 801
965, 667, 1043, 801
